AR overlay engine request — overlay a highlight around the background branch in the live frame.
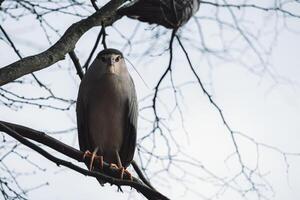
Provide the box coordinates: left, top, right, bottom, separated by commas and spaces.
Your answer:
0, 0, 125, 86
1, 0, 300, 199
69, 51, 84, 79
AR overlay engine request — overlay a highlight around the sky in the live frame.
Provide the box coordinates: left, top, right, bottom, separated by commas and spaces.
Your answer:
1, 1, 300, 200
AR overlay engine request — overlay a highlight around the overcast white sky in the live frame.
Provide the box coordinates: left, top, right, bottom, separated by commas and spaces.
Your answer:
1, 1, 300, 200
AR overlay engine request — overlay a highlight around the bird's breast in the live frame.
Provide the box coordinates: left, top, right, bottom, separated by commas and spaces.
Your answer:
84, 74, 130, 152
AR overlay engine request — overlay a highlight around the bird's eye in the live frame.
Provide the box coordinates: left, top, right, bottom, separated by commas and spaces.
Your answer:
100, 57, 106, 62
115, 56, 120, 62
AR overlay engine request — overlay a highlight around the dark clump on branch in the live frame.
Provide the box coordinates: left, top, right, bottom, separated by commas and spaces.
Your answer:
118, 0, 200, 29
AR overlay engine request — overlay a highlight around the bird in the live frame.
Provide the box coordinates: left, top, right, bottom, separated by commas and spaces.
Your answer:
118, 0, 201, 29
76, 48, 138, 181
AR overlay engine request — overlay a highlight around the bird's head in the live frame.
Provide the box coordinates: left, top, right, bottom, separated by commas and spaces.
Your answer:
96, 48, 125, 74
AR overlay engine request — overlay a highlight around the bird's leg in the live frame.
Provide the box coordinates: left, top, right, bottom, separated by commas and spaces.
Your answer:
92, 154, 103, 170
83, 149, 103, 170
109, 151, 133, 180
83, 150, 93, 170
83, 150, 93, 161
96, 155, 104, 169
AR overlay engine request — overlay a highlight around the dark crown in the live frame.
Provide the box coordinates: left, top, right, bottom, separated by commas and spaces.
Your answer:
97, 48, 123, 57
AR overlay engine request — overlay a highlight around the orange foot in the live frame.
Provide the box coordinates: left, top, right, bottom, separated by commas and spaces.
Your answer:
109, 163, 132, 180
83, 150, 103, 171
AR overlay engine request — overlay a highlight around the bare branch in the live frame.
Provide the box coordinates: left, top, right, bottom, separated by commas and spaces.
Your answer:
0, 121, 169, 200
200, 1, 300, 18
69, 51, 84, 79
175, 36, 275, 198
152, 30, 177, 128
131, 160, 156, 191
83, 27, 104, 71
0, 0, 125, 86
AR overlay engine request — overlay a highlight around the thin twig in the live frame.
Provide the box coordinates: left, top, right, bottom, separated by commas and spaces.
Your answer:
131, 160, 156, 191
83, 27, 103, 71
0, 25, 63, 96
152, 30, 177, 124
69, 51, 84, 79
101, 22, 107, 49
90, 0, 99, 11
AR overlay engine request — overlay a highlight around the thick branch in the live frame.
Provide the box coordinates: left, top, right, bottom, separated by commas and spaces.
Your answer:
0, 121, 169, 200
0, 0, 124, 86
0, 121, 83, 161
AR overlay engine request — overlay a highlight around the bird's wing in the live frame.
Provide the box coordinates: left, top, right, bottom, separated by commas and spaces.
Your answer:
76, 83, 90, 152
118, 0, 174, 28
118, 0, 197, 28
119, 78, 138, 168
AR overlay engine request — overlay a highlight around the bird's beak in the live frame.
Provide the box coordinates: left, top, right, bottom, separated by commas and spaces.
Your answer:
107, 58, 115, 66
106, 58, 116, 73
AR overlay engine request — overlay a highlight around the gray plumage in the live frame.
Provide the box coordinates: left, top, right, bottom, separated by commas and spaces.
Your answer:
118, 0, 200, 29
76, 49, 138, 169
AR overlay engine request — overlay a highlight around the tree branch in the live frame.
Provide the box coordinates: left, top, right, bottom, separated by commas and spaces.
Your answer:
69, 51, 84, 79
83, 27, 104, 71
0, 0, 125, 86
0, 121, 169, 200
131, 160, 156, 191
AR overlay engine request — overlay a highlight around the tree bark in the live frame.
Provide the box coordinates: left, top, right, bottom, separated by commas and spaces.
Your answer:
0, 120, 169, 200
0, 0, 124, 86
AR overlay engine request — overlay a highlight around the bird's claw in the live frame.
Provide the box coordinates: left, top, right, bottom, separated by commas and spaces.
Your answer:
109, 163, 119, 169
83, 150, 103, 171
109, 163, 132, 181
83, 150, 92, 159
123, 168, 133, 181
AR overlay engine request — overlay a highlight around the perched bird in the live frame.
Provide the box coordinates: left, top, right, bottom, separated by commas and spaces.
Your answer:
118, 0, 201, 29
76, 48, 138, 180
